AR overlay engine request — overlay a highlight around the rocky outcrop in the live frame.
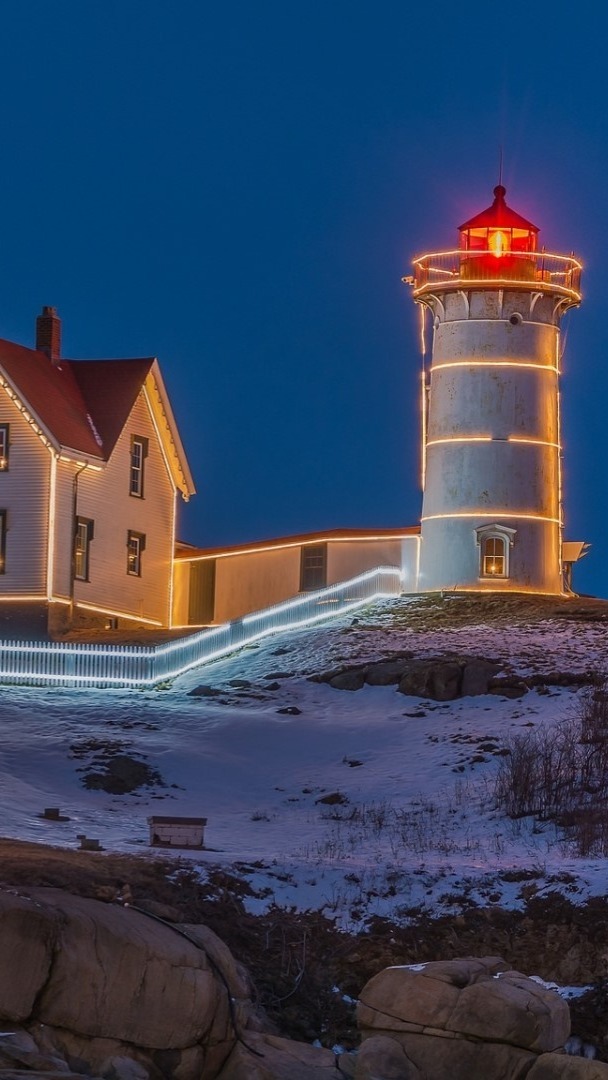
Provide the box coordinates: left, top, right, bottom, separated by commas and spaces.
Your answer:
320, 655, 517, 700
2, 886, 606, 1080
356, 957, 608, 1079
317, 654, 598, 701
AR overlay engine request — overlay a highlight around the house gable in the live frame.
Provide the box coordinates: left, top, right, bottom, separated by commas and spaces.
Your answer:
0, 340, 195, 498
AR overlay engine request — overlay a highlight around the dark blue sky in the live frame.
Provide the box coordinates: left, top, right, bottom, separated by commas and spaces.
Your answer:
0, 3, 605, 595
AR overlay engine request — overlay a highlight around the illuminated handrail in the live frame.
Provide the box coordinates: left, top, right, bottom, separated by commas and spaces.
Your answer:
0, 566, 403, 689
407, 249, 582, 300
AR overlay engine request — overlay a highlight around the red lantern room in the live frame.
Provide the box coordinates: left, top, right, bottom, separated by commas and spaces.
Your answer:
458, 185, 539, 280
410, 186, 581, 299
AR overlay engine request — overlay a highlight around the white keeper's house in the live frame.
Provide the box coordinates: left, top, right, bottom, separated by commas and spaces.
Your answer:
0, 184, 589, 637
0, 306, 195, 634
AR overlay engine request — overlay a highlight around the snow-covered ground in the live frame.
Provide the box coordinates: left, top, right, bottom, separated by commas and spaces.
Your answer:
1, 594, 608, 928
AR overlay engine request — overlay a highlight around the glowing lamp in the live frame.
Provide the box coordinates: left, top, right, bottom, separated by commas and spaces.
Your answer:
489, 230, 507, 258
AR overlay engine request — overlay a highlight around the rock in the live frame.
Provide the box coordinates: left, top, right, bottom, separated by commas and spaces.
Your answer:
37, 1030, 155, 1080
216, 1032, 337, 1079
0, 1029, 70, 1073
335, 1051, 357, 1078
0, 890, 54, 1020
365, 660, 414, 686
0, 887, 229, 1057
488, 676, 529, 699
397, 663, 434, 699
36, 891, 219, 1049
315, 792, 349, 806
430, 662, 462, 701
448, 969, 570, 1051
276, 707, 302, 715
0, 1072, 93, 1080
329, 670, 366, 691
398, 662, 462, 701
179, 924, 252, 1002
228, 680, 251, 688
354, 1034, 421, 1078
188, 685, 221, 697
357, 957, 571, 1080
527, 1053, 608, 1077
99, 1056, 150, 1080
381, 1034, 536, 1080
135, 899, 181, 922
461, 660, 502, 696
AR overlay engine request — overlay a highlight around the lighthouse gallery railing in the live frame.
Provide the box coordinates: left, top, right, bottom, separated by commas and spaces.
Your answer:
410, 250, 582, 300
0, 565, 403, 688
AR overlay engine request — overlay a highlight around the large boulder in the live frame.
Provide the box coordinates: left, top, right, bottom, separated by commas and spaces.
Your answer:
528, 1054, 608, 1078
24, 889, 219, 1048
0, 885, 257, 1079
357, 958, 572, 1080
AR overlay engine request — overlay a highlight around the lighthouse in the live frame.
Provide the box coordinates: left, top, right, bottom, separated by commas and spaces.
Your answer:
408, 185, 582, 595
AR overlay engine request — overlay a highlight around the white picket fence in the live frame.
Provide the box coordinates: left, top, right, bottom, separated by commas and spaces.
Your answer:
0, 566, 403, 689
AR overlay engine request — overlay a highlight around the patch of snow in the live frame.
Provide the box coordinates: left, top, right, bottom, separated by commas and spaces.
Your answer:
1, 597, 608, 925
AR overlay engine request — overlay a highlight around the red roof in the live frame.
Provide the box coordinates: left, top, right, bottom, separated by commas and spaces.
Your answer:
459, 185, 539, 234
71, 358, 154, 456
0, 338, 154, 459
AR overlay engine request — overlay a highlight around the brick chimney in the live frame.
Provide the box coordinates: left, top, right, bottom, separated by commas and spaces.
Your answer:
36, 306, 61, 363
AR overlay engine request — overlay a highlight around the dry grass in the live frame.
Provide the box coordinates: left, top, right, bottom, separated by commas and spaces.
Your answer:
367, 592, 608, 634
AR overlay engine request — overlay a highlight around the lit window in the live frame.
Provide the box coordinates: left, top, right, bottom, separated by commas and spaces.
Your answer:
476, 524, 516, 580
74, 518, 94, 581
130, 436, 148, 497
482, 536, 506, 576
0, 425, 9, 471
300, 543, 327, 591
127, 530, 145, 576
0, 510, 6, 573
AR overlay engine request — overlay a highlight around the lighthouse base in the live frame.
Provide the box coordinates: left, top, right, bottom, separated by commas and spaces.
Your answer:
417, 518, 563, 595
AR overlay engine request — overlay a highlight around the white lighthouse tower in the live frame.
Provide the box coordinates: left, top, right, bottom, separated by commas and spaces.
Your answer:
409, 185, 582, 594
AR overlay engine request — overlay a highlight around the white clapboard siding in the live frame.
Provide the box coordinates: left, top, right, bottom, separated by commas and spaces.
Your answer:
52, 459, 78, 598
0, 398, 50, 594
213, 547, 302, 623
74, 390, 175, 624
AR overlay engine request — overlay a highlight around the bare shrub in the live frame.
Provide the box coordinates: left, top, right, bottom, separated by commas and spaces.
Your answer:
495, 684, 608, 855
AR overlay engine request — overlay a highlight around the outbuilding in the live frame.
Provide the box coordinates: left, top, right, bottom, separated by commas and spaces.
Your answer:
148, 815, 207, 849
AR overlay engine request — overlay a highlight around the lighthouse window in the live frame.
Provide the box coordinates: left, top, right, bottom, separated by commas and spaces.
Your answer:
482, 536, 507, 577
